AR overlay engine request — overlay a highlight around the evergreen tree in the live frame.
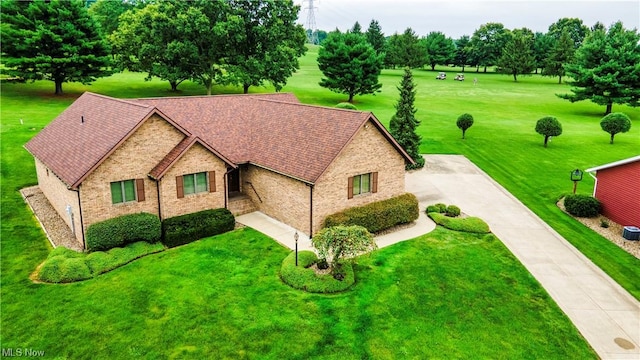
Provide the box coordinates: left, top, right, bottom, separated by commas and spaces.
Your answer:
350, 21, 362, 35
558, 21, 640, 114
1, 0, 112, 94
389, 68, 424, 170
453, 35, 472, 71
366, 19, 386, 55
384, 28, 427, 69
600, 113, 631, 144
533, 32, 554, 73
497, 29, 536, 81
543, 29, 574, 83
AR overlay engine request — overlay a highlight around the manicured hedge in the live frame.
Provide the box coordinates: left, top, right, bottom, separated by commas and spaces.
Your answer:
564, 194, 601, 218
162, 208, 235, 248
38, 241, 165, 283
86, 212, 161, 251
428, 212, 491, 234
280, 251, 354, 293
323, 193, 419, 233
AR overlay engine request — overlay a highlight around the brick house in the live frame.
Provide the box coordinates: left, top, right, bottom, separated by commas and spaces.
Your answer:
585, 155, 640, 226
25, 92, 414, 249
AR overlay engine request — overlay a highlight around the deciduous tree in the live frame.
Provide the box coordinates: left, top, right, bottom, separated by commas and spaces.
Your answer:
600, 112, 631, 144
423, 31, 456, 71
533, 32, 554, 74
548, 17, 589, 49
470, 22, 509, 72
312, 226, 376, 270
1, 0, 112, 95
453, 35, 472, 72
318, 31, 383, 102
88, 0, 137, 36
558, 21, 640, 114
389, 68, 424, 169
224, 0, 307, 93
535, 116, 562, 148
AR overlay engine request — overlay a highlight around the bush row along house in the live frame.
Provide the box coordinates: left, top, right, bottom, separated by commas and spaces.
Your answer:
25, 92, 414, 249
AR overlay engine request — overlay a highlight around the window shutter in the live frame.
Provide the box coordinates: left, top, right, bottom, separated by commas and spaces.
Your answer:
176, 175, 184, 199
372, 172, 378, 193
208, 171, 216, 193
347, 176, 354, 199
136, 178, 145, 202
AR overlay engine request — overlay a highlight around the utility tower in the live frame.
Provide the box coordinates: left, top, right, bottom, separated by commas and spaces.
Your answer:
304, 0, 318, 44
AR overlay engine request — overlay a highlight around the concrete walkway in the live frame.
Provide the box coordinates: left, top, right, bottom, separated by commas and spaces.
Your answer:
237, 154, 639, 359
412, 155, 639, 360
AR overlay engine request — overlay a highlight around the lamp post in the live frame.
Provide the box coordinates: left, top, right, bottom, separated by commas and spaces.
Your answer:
570, 169, 583, 194
294, 231, 299, 266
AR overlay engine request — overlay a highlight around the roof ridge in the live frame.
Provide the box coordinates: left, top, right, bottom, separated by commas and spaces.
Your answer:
83, 92, 152, 109
135, 93, 297, 101
256, 98, 373, 115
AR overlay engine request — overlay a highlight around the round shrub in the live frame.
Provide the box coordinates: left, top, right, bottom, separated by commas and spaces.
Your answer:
434, 203, 447, 212
600, 112, 631, 144
426, 205, 440, 213
445, 205, 461, 217
335, 102, 358, 110
456, 113, 474, 139
280, 251, 354, 293
86, 212, 161, 251
535, 116, 562, 148
564, 194, 601, 218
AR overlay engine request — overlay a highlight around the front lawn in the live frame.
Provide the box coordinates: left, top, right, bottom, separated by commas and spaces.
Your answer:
0, 227, 595, 359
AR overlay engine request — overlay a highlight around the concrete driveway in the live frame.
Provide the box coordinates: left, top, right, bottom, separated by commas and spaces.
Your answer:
412, 155, 639, 360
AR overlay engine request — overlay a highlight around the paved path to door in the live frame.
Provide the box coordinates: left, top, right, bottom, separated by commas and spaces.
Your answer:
412, 155, 639, 360
238, 154, 639, 359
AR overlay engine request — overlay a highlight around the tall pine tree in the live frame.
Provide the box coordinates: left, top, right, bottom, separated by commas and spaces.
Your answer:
390, 68, 424, 170
1, 0, 111, 94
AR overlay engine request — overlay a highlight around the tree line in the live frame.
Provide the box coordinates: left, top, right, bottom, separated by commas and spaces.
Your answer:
1, 0, 307, 95
316, 18, 640, 114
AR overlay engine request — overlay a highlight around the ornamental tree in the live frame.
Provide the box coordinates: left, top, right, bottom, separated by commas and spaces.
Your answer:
318, 31, 383, 102
311, 226, 377, 269
535, 116, 562, 147
456, 113, 474, 139
600, 112, 632, 144
1, 0, 112, 95
389, 68, 425, 169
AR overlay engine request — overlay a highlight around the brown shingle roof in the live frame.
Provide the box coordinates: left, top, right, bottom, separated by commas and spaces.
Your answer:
24, 92, 190, 188
27, 92, 413, 187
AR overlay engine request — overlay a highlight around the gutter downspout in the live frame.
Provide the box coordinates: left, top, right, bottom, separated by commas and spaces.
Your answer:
70, 186, 86, 250
155, 179, 162, 220
308, 184, 314, 240
587, 171, 598, 197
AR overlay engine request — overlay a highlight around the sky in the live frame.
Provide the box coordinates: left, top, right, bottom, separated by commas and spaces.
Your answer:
296, 0, 640, 38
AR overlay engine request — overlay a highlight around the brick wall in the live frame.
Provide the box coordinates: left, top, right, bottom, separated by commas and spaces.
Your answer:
159, 143, 227, 219
312, 121, 406, 233
244, 165, 311, 234
80, 114, 184, 228
34, 158, 84, 246
594, 161, 640, 226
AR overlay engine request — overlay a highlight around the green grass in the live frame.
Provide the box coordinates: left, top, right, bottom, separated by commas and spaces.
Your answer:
428, 212, 491, 234
1, 227, 595, 359
0, 45, 635, 357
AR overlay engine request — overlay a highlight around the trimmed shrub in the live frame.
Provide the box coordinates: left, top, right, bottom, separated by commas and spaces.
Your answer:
39, 241, 165, 282
456, 113, 474, 139
280, 251, 354, 293
323, 193, 419, 233
335, 102, 358, 110
445, 205, 461, 217
86, 212, 161, 251
564, 194, 601, 218
428, 212, 491, 234
162, 208, 235, 248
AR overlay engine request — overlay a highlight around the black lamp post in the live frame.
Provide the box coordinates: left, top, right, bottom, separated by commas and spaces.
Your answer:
294, 231, 299, 266
570, 169, 583, 194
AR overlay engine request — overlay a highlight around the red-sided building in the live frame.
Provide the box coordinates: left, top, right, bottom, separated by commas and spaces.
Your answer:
585, 155, 640, 226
